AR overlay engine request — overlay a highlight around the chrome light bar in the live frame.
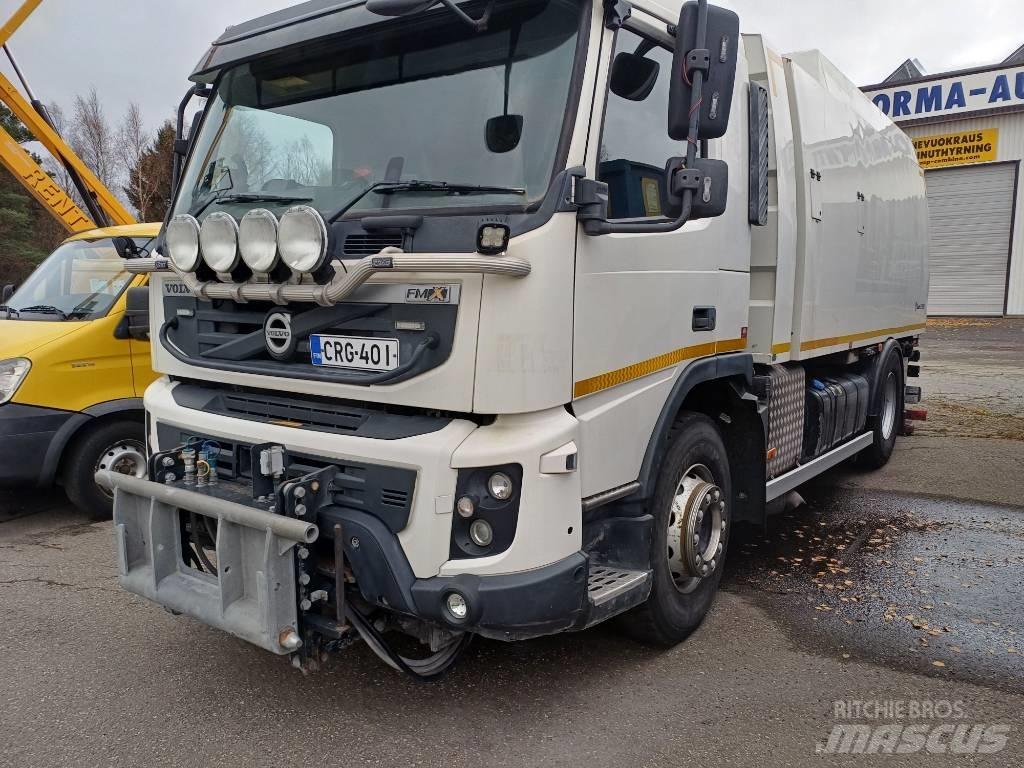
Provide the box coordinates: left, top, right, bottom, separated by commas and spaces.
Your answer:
125, 247, 531, 306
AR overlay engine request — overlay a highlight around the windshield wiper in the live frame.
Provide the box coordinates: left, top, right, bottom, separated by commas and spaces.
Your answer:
213, 193, 315, 205
328, 180, 526, 222
18, 305, 68, 320
189, 192, 313, 218
374, 181, 526, 196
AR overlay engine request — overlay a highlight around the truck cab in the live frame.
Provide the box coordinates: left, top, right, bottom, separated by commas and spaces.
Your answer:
105, 0, 927, 677
0, 223, 161, 516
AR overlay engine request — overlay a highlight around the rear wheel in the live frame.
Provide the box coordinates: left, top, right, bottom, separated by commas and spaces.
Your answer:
860, 348, 903, 469
621, 412, 731, 647
64, 420, 146, 520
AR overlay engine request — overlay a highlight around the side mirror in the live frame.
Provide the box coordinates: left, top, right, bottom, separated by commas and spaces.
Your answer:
610, 52, 660, 101
668, 1, 740, 141
662, 158, 729, 221
486, 114, 524, 153
125, 286, 150, 342
2, 284, 13, 304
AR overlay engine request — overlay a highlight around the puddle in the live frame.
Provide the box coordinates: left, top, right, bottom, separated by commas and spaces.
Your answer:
724, 487, 1024, 693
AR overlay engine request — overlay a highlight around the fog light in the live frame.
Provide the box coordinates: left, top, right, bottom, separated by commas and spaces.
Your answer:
445, 592, 468, 621
477, 223, 510, 255
469, 519, 493, 547
488, 472, 514, 501
456, 496, 476, 518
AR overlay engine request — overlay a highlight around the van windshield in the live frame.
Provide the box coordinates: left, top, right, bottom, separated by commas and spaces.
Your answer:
172, 0, 583, 221
3, 238, 149, 321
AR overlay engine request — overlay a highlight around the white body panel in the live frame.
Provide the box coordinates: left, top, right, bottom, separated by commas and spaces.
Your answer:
783, 50, 929, 358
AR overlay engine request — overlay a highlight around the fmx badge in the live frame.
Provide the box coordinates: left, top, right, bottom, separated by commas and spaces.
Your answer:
406, 285, 453, 304
913, 129, 998, 169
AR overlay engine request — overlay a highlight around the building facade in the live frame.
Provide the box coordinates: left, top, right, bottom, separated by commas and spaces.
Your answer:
863, 52, 1024, 316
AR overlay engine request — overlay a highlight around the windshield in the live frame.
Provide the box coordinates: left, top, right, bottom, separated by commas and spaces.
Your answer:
3, 238, 148, 321
173, 0, 583, 220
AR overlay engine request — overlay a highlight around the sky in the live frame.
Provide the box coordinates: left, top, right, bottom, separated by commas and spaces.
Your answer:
0, 0, 1021, 137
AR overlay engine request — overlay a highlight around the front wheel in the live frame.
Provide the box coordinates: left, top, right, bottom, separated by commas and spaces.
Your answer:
620, 412, 731, 647
64, 420, 146, 520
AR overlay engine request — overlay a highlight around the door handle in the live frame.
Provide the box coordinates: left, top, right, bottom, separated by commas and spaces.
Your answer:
692, 306, 716, 332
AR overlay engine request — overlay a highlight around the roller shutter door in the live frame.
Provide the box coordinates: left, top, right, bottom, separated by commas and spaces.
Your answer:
926, 163, 1015, 315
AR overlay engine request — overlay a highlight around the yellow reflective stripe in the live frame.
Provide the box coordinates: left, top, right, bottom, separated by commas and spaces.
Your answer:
799, 323, 926, 352
771, 342, 792, 354
573, 338, 746, 399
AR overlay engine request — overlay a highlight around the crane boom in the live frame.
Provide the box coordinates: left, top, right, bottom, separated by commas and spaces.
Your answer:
0, 0, 136, 233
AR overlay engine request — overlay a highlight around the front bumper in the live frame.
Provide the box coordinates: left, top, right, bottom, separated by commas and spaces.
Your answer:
100, 468, 590, 650
0, 403, 76, 486
99, 470, 318, 655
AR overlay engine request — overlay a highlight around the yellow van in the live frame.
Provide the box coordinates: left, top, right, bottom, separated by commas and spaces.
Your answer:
0, 223, 161, 517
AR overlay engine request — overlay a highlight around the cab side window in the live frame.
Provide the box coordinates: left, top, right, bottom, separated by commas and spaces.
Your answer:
599, 29, 682, 220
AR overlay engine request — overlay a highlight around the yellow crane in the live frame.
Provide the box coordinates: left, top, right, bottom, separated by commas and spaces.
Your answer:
0, 0, 136, 231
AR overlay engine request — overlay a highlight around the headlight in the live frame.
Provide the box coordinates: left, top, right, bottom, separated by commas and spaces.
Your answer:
239, 208, 280, 273
278, 205, 329, 273
488, 472, 514, 500
165, 215, 201, 272
200, 212, 240, 273
0, 358, 31, 405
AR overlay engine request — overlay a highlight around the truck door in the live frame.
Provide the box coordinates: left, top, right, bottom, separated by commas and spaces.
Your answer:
571, 21, 751, 498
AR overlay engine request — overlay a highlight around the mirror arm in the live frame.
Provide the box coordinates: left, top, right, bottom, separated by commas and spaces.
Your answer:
583, 0, 710, 236
438, 0, 494, 31
172, 84, 212, 194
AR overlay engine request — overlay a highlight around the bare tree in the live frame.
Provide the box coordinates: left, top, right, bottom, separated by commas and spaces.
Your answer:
70, 87, 119, 194
118, 103, 156, 218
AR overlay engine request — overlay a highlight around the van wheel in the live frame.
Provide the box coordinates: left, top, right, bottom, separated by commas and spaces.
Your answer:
621, 412, 731, 647
64, 420, 146, 520
860, 348, 903, 469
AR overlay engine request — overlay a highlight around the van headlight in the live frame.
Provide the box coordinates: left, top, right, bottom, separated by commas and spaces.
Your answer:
279, 205, 329, 273
166, 215, 201, 272
0, 358, 31, 405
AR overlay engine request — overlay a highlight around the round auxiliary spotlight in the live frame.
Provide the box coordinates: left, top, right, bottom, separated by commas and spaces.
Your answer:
165, 214, 201, 272
239, 208, 280, 273
200, 211, 240, 273
278, 205, 329, 273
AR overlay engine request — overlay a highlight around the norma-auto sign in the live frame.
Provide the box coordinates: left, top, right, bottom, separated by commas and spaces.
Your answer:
913, 129, 998, 169
867, 65, 1024, 121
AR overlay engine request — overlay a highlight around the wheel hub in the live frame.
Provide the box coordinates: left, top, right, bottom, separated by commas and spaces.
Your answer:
667, 464, 726, 590
96, 441, 146, 498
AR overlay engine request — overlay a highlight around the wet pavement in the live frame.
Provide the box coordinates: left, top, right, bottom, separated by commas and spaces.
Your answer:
727, 485, 1024, 695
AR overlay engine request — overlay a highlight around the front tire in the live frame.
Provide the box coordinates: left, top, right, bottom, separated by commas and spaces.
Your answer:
64, 419, 146, 520
621, 412, 731, 647
860, 348, 903, 469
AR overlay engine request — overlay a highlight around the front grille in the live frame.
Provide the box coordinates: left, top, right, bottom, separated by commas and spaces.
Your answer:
222, 392, 368, 434
159, 427, 417, 533
343, 233, 403, 256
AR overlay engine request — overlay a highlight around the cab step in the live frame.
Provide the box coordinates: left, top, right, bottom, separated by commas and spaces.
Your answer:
582, 565, 652, 628
587, 566, 650, 607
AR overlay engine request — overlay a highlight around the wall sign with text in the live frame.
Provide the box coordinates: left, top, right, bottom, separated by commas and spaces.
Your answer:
913, 128, 999, 169
866, 66, 1024, 121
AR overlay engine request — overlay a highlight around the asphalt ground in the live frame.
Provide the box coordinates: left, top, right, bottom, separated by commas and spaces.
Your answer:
1, 319, 1023, 767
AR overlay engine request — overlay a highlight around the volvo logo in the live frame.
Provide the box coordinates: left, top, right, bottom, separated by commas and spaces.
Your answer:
264, 310, 296, 361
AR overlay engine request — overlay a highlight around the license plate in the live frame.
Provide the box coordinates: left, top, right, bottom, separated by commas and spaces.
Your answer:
310, 334, 400, 372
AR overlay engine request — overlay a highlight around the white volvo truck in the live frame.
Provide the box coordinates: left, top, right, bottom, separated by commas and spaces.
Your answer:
105, 0, 928, 677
